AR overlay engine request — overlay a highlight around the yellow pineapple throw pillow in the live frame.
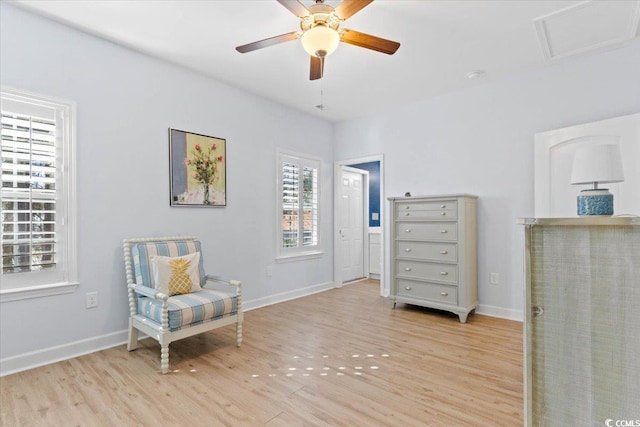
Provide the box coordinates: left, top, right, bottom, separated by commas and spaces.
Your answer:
151, 252, 202, 296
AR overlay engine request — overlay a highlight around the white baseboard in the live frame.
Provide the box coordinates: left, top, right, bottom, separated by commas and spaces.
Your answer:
476, 304, 523, 322
243, 281, 334, 311
1, 282, 519, 377
0, 330, 130, 377
1, 281, 336, 377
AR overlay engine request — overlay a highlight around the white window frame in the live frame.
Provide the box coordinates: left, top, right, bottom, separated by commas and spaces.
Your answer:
276, 149, 323, 262
1, 87, 78, 302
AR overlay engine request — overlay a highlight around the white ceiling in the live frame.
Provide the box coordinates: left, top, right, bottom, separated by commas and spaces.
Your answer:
10, 0, 640, 122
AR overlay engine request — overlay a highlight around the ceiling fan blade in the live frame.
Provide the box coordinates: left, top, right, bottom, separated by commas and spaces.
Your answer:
334, 0, 373, 20
340, 29, 400, 55
236, 32, 299, 53
277, 0, 310, 17
310, 55, 324, 80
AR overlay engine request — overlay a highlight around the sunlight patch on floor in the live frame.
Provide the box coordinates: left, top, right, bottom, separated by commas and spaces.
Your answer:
250, 352, 390, 379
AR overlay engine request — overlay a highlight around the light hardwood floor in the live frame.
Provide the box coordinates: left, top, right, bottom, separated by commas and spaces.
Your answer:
0, 280, 523, 426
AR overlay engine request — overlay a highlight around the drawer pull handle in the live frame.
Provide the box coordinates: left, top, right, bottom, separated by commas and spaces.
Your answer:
405, 286, 412, 291
440, 229, 448, 233
405, 229, 411, 233
440, 291, 448, 297
404, 248, 411, 252
441, 212, 446, 216
405, 206, 410, 210
440, 271, 448, 276
405, 212, 410, 216
404, 267, 412, 272
440, 250, 448, 255
441, 204, 446, 208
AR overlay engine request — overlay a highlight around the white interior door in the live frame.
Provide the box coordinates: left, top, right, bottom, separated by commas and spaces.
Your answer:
339, 168, 365, 283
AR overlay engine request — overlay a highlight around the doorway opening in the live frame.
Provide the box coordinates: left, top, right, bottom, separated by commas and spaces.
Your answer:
334, 155, 385, 296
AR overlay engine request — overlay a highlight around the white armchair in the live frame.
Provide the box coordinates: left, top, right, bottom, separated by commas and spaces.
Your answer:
123, 236, 242, 374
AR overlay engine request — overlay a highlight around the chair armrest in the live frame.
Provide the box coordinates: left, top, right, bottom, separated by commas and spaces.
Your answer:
204, 275, 242, 318
128, 283, 169, 301
205, 275, 242, 289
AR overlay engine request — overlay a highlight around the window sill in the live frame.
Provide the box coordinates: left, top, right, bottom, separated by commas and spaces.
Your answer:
276, 250, 324, 263
0, 281, 80, 303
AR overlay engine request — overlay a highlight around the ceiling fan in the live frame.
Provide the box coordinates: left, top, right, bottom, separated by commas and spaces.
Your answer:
235, 0, 400, 80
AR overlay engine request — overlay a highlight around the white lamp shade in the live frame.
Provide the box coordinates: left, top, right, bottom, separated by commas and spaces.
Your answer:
570, 143, 625, 185
301, 26, 340, 57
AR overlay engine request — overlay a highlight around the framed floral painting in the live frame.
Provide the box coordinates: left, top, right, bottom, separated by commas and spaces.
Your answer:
169, 128, 226, 206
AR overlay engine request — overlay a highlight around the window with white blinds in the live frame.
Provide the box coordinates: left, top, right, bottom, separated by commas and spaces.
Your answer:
1, 88, 78, 301
277, 151, 322, 260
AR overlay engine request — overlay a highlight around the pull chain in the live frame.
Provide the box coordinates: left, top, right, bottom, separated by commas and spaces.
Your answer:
315, 80, 325, 111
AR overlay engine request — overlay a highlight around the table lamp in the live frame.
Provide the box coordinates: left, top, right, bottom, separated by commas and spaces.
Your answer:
570, 143, 624, 216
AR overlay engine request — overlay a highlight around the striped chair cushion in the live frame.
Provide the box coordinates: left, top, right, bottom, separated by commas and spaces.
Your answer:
132, 240, 206, 289
137, 288, 237, 331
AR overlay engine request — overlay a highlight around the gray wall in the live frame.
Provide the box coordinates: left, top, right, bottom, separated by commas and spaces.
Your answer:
0, 3, 334, 363
334, 40, 640, 319
2, 1, 639, 371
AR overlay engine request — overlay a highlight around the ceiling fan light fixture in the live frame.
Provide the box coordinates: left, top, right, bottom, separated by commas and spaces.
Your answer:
301, 25, 340, 57
235, 0, 399, 80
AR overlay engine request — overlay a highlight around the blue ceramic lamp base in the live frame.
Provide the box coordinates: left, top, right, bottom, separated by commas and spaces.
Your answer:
577, 189, 614, 216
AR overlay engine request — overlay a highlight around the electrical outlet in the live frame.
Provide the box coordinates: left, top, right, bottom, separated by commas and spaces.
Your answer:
266, 265, 273, 277
86, 292, 98, 308
490, 273, 499, 285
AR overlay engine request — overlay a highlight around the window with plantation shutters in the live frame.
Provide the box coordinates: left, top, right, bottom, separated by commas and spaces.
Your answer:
2, 112, 57, 273
282, 161, 300, 248
1, 88, 78, 301
277, 151, 322, 260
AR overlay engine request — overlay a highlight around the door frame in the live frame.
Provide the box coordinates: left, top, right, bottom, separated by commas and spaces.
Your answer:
337, 166, 369, 285
333, 154, 385, 296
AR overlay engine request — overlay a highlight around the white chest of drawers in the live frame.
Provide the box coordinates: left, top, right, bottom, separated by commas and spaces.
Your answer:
388, 194, 478, 323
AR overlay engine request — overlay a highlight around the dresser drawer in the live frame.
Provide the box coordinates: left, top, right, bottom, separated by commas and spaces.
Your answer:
396, 260, 458, 284
397, 209, 457, 220
396, 241, 457, 262
396, 279, 458, 305
396, 200, 457, 211
395, 222, 458, 241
